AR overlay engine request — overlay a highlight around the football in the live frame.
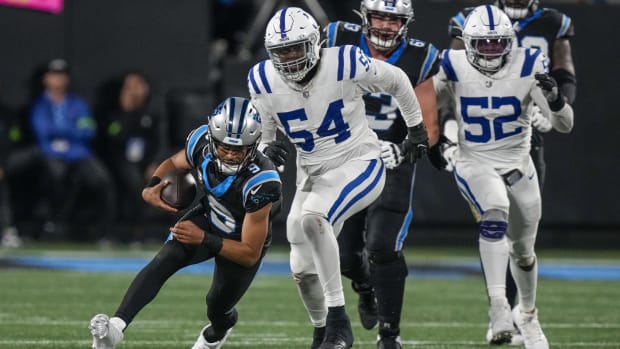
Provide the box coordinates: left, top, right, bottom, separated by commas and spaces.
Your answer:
160, 170, 197, 209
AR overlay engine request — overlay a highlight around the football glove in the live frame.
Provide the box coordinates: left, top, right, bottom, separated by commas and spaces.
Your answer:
379, 140, 404, 170
428, 135, 456, 172
530, 105, 552, 133
535, 73, 566, 111
400, 123, 429, 163
263, 140, 289, 168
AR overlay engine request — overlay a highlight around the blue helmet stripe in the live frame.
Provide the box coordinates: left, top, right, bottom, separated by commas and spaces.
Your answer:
227, 97, 235, 135
279, 7, 288, 39
236, 98, 249, 136
485, 5, 495, 30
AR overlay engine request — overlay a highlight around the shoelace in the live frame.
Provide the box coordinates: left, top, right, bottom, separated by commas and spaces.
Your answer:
90, 317, 109, 339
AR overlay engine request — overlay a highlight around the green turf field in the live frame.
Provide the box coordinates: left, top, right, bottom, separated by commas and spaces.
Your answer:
1, 245, 619, 348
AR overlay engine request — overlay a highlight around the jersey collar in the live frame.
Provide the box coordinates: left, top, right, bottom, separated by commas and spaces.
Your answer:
201, 154, 236, 197
359, 35, 407, 65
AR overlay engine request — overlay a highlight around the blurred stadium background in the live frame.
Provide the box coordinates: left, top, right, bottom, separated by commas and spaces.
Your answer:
1, 1, 619, 348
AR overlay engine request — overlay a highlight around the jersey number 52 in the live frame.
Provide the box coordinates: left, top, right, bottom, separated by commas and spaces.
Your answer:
461, 96, 523, 143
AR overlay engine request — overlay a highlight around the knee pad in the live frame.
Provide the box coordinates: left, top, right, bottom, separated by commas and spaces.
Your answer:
480, 209, 508, 240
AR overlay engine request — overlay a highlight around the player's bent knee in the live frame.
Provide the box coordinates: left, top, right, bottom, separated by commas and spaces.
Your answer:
513, 255, 536, 271
300, 213, 328, 240
368, 250, 403, 265
479, 209, 508, 240
368, 251, 408, 279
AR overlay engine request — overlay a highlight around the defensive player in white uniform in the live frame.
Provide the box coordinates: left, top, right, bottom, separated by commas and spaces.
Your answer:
248, 7, 429, 349
433, 5, 573, 349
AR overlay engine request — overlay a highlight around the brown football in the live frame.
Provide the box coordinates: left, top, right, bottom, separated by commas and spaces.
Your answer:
160, 170, 197, 209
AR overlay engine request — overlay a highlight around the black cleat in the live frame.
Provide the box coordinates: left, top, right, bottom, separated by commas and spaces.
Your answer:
377, 335, 402, 349
352, 282, 377, 330
319, 309, 353, 349
311, 326, 326, 349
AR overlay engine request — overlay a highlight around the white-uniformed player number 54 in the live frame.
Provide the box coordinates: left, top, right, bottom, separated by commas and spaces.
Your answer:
276, 99, 352, 152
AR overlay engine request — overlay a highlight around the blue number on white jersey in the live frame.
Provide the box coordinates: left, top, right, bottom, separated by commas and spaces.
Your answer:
276, 99, 351, 151
460, 96, 522, 143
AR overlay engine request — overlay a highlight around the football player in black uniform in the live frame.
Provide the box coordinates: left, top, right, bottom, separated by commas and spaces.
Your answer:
444, 0, 576, 346
324, 1, 440, 347
88, 96, 282, 349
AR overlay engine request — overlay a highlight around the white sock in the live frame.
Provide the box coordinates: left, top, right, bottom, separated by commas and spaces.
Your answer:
510, 256, 538, 312
479, 237, 509, 298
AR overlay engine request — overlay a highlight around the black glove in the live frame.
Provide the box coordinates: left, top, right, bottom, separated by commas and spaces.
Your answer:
263, 140, 289, 168
535, 73, 565, 111
428, 135, 455, 171
399, 123, 429, 162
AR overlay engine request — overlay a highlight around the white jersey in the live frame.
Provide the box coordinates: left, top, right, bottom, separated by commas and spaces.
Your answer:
434, 47, 553, 172
248, 45, 422, 167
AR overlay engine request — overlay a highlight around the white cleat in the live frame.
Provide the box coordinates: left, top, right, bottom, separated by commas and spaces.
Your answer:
485, 322, 525, 346
513, 305, 549, 349
89, 314, 124, 349
488, 298, 514, 345
192, 324, 233, 349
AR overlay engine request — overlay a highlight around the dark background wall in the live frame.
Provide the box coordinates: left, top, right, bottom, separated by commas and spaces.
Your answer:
1, 0, 618, 245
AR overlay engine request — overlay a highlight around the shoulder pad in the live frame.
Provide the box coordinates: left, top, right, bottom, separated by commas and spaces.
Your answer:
343, 22, 362, 32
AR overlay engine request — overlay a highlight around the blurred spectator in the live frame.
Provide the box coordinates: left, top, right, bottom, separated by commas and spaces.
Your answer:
99, 70, 161, 243
30, 58, 115, 242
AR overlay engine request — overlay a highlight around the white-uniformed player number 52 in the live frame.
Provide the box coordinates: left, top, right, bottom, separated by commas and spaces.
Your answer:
461, 96, 523, 143
276, 99, 352, 151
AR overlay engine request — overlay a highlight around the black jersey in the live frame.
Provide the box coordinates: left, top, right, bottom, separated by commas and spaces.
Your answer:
184, 125, 281, 242
325, 21, 440, 143
449, 7, 574, 68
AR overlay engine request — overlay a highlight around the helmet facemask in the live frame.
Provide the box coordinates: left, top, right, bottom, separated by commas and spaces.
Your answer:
497, 0, 539, 19
268, 39, 318, 82
465, 36, 513, 73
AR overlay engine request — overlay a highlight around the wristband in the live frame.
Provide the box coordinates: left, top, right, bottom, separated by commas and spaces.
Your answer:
146, 176, 162, 188
201, 231, 223, 254
548, 94, 566, 112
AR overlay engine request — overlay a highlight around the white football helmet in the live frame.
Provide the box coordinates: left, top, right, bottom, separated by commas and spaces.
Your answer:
359, 0, 414, 51
496, 0, 539, 19
208, 97, 262, 175
462, 5, 515, 74
264, 7, 321, 82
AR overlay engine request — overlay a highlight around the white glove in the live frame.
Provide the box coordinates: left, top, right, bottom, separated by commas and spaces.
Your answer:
442, 144, 457, 172
379, 140, 404, 170
531, 105, 552, 133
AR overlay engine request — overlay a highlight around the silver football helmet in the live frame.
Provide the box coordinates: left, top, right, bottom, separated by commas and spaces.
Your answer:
462, 5, 515, 74
496, 0, 539, 19
264, 7, 321, 82
208, 97, 262, 175
359, 0, 414, 51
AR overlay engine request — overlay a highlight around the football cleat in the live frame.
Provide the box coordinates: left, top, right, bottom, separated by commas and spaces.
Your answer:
192, 324, 233, 349
376, 334, 402, 349
89, 314, 123, 349
352, 282, 378, 330
488, 298, 514, 344
311, 326, 326, 349
485, 322, 525, 346
319, 314, 353, 349
513, 305, 549, 349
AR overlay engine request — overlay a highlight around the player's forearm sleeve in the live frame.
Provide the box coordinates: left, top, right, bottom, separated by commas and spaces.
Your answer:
549, 103, 574, 133
372, 59, 423, 127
